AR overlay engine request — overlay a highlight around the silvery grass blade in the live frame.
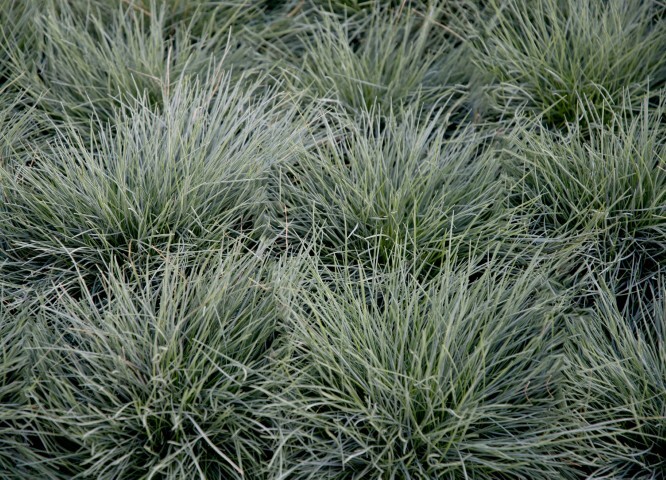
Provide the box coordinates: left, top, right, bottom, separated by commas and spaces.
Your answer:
0, 0, 37, 87
0, 84, 39, 170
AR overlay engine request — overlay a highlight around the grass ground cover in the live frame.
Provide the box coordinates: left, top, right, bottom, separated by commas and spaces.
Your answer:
1, 0, 665, 478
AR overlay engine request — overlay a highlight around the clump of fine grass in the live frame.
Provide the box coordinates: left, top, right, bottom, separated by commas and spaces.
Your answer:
0, 290, 60, 479
503, 94, 666, 304
25, 243, 279, 479
0, 70, 301, 294
2, 0, 666, 477
270, 104, 516, 270
267, 247, 575, 479
283, 2, 465, 116
564, 276, 666, 479
472, 0, 666, 128
3, 0, 246, 136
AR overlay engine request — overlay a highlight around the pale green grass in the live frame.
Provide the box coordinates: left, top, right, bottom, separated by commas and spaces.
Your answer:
1, 0, 665, 478
504, 94, 666, 304
0, 69, 301, 295
564, 276, 666, 479
24, 243, 279, 479
269, 104, 518, 270
282, 3, 466, 116
0, 290, 58, 479
3, 0, 252, 137
472, 0, 666, 127
267, 247, 578, 479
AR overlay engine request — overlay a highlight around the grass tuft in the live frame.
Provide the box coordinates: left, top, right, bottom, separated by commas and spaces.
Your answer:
0, 70, 300, 294
504, 94, 666, 303
4, 0, 246, 136
25, 243, 279, 479
283, 3, 464, 116
270, 104, 516, 270
472, 0, 666, 128
267, 249, 576, 479
0, 290, 61, 479
564, 276, 666, 479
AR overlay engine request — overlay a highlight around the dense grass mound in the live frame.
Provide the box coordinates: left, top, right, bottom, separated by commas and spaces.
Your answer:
268, 251, 573, 479
565, 277, 666, 479
1, 0, 665, 478
0, 70, 299, 295
282, 5, 461, 114
505, 96, 666, 303
25, 244, 278, 479
270, 105, 514, 268
472, 0, 666, 127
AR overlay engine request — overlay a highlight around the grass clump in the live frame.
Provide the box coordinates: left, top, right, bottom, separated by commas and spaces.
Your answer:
25, 244, 278, 479
564, 277, 666, 479
268, 250, 574, 479
504, 96, 666, 301
0, 71, 299, 293
4, 0, 241, 136
472, 0, 666, 128
271, 105, 513, 269
283, 3, 464, 116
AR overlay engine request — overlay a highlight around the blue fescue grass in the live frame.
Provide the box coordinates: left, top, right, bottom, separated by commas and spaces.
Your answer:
471, 0, 666, 128
268, 103, 520, 270
24, 243, 279, 479
281, 3, 466, 116
0, 68, 301, 295
267, 246, 578, 479
1, 0, 666, 478
503, 93, 666, 305
0, 289, 55, 479
564, 275, 666, 479
3, 0, 254, 137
